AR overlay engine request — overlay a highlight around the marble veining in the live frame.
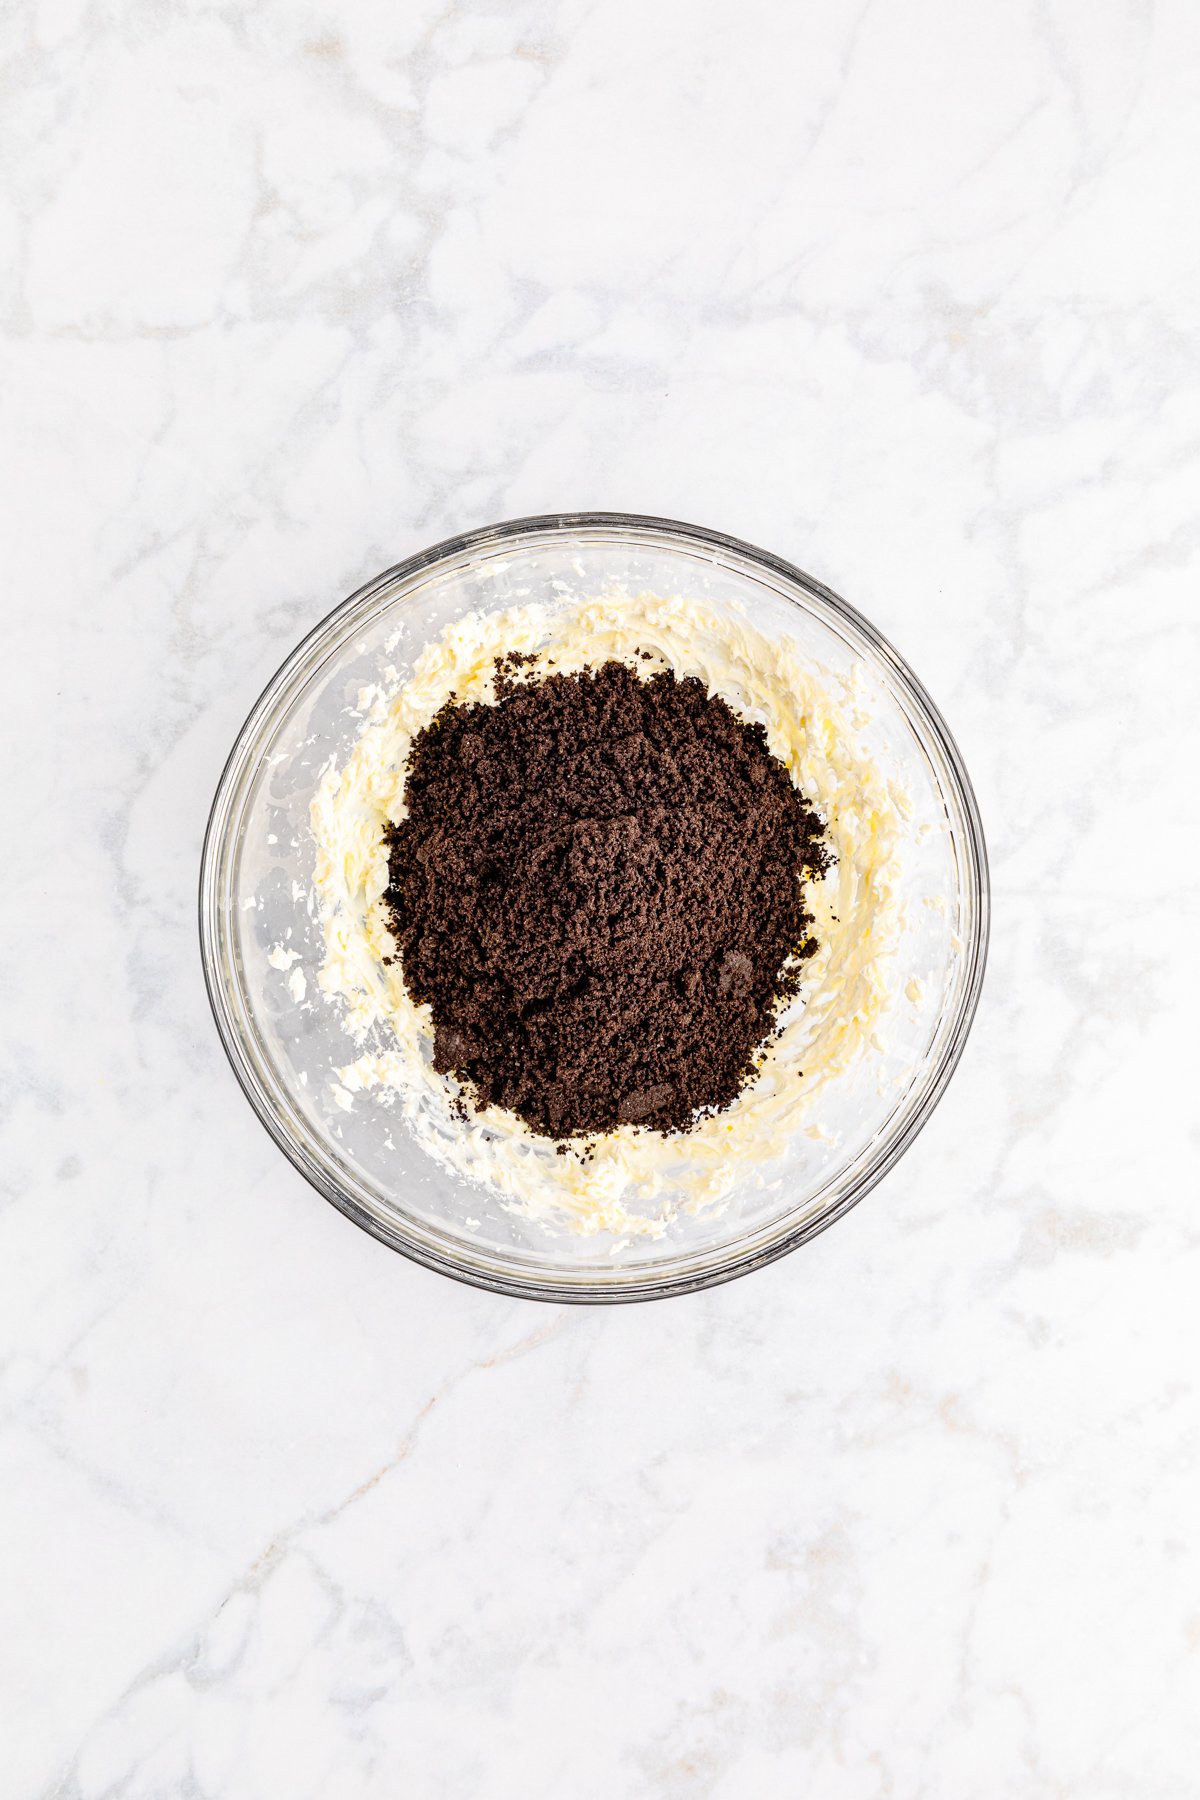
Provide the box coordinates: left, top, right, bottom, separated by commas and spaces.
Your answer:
1, 0, 1198, 1793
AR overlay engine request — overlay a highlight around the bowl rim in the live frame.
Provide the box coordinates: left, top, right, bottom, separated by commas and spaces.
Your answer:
199, 511, 990, 1304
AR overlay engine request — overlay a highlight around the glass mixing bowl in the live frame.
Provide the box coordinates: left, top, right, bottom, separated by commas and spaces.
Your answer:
200, 514, 988, 1302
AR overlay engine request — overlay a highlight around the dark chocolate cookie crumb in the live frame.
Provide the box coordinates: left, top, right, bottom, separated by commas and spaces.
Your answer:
383, 660, 828, 1139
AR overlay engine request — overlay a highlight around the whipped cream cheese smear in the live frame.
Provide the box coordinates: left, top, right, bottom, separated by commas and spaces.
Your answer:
310, 593, 906, 1239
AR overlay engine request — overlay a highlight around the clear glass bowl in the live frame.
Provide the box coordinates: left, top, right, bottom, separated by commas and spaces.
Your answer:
200, 514, 988, 1302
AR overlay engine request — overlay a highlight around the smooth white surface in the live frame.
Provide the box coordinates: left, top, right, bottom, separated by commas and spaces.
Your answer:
2, 0, 1198, 1793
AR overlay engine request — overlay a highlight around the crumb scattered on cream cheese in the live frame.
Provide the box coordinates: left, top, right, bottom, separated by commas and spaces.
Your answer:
309, 591, 910, 1237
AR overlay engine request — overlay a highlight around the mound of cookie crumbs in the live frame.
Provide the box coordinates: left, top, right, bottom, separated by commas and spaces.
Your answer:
383, 656, 828, 1139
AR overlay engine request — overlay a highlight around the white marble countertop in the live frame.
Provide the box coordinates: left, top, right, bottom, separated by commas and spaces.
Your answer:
3, 0, 1199, 1793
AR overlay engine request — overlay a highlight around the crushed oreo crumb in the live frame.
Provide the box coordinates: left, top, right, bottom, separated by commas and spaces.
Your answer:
383, 658, 828, 1138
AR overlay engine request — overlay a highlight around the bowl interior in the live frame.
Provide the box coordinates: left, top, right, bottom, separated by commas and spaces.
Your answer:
201, 517, 986, 1300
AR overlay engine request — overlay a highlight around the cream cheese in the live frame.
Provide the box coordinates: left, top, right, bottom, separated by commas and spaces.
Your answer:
309, 592, 905, 1238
